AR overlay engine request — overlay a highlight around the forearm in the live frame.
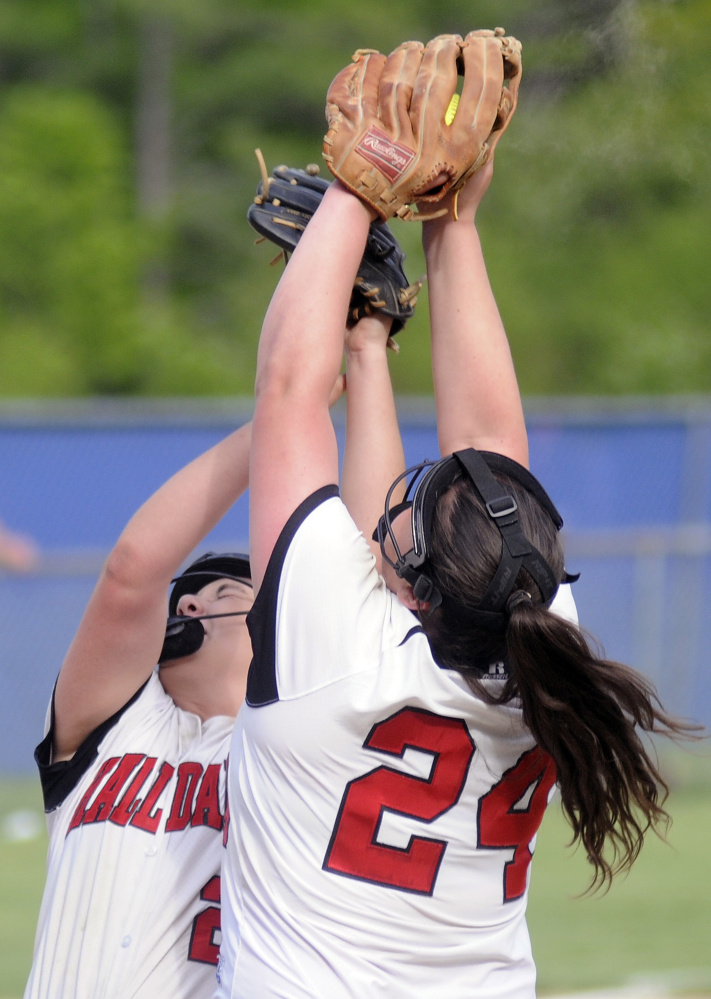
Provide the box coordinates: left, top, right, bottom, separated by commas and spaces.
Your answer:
249, 183, 377, 588
342, 335, 405, 563
254, 182, 374, 409
422, 213, 528, 466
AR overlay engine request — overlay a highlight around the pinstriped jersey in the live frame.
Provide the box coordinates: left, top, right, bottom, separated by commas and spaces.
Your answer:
217, 487, 577, 999
25, 672, 233, 999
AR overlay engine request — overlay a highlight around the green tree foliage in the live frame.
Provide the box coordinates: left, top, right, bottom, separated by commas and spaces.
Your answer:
481, 0, 711, 394
0, 87, 146, 394
0, 0, 708, 396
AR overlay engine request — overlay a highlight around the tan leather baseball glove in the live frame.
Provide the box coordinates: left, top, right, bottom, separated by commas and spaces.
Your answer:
323, 29, 522, 221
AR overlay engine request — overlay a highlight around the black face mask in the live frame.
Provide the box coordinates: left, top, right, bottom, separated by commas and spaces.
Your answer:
158, 610, 251, 665
159, 551, 253, 665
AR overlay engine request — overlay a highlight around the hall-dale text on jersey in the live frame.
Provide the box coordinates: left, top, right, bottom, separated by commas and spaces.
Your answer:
66, 754, 229, 837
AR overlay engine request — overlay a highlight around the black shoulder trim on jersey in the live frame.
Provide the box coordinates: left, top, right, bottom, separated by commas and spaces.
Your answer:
36, 679, 151, 813
397, 625, 425, 647
246, 484, 339, 708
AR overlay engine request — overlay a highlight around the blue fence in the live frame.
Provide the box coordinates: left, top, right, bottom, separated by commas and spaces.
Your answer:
1, 397, 710, 773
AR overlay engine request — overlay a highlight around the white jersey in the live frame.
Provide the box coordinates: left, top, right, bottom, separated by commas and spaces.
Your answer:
218, 487, 577, 999
25, 671, 233, 999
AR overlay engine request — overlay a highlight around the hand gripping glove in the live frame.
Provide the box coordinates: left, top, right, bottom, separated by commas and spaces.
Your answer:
247, 152, 422, 341
322, 29, 521, 221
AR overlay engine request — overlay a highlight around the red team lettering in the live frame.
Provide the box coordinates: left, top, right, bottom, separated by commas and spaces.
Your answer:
67, 755, 226, 835
109, 756, 160, 826
81, 754, 146, 823
130, 760, 176, 833
67, 758, 121, 833
166, 762, 204, 831
192, 764, 223, 830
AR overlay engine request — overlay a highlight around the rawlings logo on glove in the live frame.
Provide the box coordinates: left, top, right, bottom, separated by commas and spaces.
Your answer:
356, 128, 416, 181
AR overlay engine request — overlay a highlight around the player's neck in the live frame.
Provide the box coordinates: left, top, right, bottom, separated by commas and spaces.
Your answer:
158, 657, 246, 720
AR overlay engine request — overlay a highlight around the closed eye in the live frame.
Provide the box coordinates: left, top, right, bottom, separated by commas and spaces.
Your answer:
216, 582, 251, 599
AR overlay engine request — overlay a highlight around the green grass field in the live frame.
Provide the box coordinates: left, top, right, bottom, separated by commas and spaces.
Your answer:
1, 751, 710, 999
0, 777, 47, 999
528, 752, 711, 995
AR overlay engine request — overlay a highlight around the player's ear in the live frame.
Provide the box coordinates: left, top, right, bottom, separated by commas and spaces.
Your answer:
397, 581, 430, 614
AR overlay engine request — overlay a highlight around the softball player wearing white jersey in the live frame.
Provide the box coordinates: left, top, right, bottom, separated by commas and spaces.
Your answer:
24, 419, 256, 999
218, 156, 695, 998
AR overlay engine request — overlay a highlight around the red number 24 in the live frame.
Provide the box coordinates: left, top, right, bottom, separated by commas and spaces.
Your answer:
323, 707, 555, 901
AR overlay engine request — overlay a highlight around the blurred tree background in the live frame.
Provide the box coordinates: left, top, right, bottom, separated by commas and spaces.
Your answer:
0, 0, 708, 397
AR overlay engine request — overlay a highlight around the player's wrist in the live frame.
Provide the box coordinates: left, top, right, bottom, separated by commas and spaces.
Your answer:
344, 315, 394, 358
422, 215, 478, 257
329, 179, 380, 222
344, 335, 389, 363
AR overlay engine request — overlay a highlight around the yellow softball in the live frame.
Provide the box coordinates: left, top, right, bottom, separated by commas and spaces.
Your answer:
445, 93, 460, 125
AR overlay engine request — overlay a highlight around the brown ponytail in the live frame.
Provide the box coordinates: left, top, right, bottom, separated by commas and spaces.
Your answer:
421, 470, 702, 891
506, 601, 697, 890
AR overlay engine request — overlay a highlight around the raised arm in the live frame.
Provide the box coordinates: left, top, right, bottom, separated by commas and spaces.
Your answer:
341, 314, 406, 569
53, 421, 252, 760
421, 161, 529, 467
249, 182, 375, 590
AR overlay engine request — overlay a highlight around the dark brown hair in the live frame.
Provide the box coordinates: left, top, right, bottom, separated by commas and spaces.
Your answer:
421, 470, 701, 891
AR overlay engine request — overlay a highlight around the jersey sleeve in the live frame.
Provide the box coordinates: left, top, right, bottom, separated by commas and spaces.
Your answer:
549, 582, 578, 625
35, 678, 151, 812
246, 485, 399, 707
